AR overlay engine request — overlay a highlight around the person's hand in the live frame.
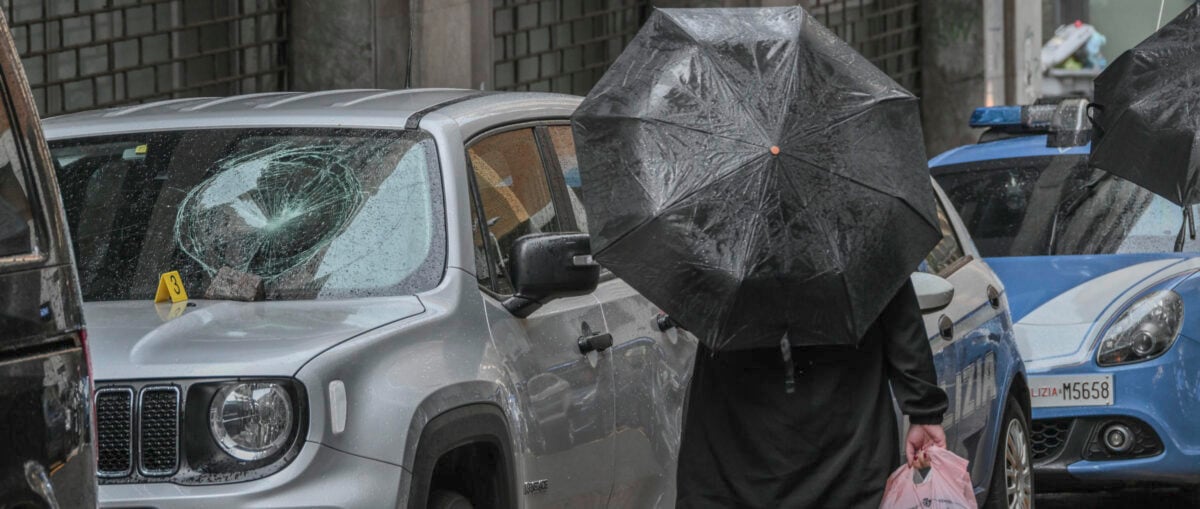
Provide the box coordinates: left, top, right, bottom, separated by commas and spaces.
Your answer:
905, 424, 947, 468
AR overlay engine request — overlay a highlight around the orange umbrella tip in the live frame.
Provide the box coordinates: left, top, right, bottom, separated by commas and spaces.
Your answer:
770, 145, 780, 156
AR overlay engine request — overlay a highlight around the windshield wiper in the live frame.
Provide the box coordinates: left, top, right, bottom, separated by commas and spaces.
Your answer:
1174, 205, 1195, 253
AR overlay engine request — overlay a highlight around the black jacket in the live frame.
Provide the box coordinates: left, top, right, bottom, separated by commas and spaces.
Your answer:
676, 280, 949, 508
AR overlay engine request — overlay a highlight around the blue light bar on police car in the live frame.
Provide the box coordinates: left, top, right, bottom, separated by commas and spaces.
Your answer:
968, 100, 1090, 148
969, 106, 1023, 128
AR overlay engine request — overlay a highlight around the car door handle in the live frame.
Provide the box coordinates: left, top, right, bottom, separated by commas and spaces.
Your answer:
578, 332, 613, 355
987, 285, 1001, 309
938, 315, 954, 340
654, 313, 675, 332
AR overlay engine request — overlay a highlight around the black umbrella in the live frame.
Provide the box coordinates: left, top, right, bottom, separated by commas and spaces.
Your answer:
1091, 3, 1200, 207
571, 7, 940, 352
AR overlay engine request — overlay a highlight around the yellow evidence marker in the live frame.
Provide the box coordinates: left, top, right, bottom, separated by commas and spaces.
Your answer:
154, 270, 189, 303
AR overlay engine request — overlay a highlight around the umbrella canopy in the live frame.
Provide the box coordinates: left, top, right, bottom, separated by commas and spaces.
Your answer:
1091, 3, 1200, 206
571, 7, 940, 351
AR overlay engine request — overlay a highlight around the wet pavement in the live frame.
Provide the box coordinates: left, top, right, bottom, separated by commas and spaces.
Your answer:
1037, 488, 1199, 508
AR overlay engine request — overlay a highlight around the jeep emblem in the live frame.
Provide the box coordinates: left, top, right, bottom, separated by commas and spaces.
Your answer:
523, 479, 549, 495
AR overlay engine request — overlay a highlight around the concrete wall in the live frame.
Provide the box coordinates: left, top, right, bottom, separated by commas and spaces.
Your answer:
292, 0, 491, 91
920, 0, 989, 155
290, 0, 411, 90
411, 0, 491, 89
921, 0, 1041, 156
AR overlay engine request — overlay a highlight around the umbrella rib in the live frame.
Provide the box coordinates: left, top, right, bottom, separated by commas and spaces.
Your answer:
774, 154, 849, 274
785, 95, 914, 147
588, 113, 770, 151
657, 11, 773, 144
777, 150, 903, 199
661, 153, 772, 212
772, 37, 801, 143
780, 151, 939, 232
837, 270, 857, 340
732, 165, 773, 282
593, 153, 770, 259
773, 157, 866, 342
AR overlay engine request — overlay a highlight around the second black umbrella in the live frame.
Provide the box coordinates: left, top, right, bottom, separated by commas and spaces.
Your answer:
1092, 3, 1200, 207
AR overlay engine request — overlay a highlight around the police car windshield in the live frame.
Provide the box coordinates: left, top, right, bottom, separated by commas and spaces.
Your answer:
933, 154, 1200, 257
49, 128, 445, 301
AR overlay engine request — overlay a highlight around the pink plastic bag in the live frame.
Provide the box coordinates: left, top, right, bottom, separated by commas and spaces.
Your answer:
880, 446, 977, 509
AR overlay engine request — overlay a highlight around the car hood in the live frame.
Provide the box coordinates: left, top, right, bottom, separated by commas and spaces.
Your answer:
84, 297, 425, 380
988, 254, 1198, 369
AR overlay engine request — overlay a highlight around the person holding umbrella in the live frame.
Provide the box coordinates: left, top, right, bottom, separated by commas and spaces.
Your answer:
571, 7, 949, 507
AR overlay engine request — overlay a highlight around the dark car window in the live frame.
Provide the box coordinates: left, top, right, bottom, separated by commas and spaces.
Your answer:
0, 98, 36, 259
49, 128, 445, 301
923, 197, 966, 276
933, 154, 1190, 257
468, 127, 560, 294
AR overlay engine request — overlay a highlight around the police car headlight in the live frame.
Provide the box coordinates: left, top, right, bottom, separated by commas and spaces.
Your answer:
1097, 291, 1184, 366
208, 382, 294, 461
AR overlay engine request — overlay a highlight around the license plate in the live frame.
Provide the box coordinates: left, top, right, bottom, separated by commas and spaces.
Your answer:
1029, 375, 1114, 408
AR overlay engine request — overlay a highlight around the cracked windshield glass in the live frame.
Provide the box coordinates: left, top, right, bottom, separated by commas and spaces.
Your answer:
49, 129, 443, 301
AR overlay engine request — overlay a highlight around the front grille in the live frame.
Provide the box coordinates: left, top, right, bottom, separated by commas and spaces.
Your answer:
95, 384, 181, 479
95, 387, 134, 476
138, 386, 181, 476
1031, 418, 1072, 462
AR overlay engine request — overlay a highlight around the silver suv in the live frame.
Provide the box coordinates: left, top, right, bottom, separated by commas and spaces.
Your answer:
43, 90, 1031, 508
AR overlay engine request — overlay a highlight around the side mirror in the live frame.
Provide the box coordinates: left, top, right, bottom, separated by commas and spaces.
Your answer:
911, 272, 954, 313
503, 233, 600, 318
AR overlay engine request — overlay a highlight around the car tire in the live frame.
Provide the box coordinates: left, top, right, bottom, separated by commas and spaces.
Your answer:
428, 490, 474, 509
984, 397, 1035, 509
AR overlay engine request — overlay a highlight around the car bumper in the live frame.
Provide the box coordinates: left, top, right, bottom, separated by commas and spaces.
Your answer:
1029, 336, 1200, 489
100, 441, 407, 508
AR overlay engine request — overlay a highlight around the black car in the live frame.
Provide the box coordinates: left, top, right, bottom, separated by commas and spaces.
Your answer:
0, 10, 96, 509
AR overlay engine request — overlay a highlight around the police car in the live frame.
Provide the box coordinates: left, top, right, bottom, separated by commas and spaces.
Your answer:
930, 99, 1200, 491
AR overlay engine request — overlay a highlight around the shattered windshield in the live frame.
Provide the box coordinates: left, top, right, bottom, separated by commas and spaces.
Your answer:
933, 154, 1200, 257
50, 128, 444, 301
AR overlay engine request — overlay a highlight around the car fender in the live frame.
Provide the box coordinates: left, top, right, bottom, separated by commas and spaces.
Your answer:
293, 270, 517, 468
972, 307, 1030, 500
403, 402, 517, 509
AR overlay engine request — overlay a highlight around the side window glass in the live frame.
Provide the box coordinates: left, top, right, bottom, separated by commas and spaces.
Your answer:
924, 198, 965, 276
547, 125, 587, 232
0, 98, 35, 259
468, 128, 559, 294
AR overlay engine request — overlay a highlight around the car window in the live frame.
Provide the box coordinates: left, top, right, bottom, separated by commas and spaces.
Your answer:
50, 128, 444, 301
468, 127, 559, 294
924, 198, 966, 276
935, 166, 1044, 257
546, 125, 587, 233
933, 155, 1193, 256
0, 92, 36, 259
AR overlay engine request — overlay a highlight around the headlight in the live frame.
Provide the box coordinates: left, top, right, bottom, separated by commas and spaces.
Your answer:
208, 382, 294, 461
1097, 290, 1184, 366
